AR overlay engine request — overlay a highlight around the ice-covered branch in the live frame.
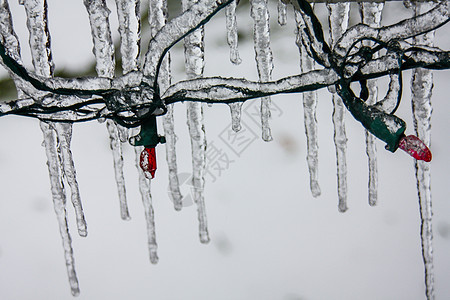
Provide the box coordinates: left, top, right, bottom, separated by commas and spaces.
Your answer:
162, 49, 450, 104
333, 0, 450, 59
2, 48, 448, 120
0, 0, 449, 125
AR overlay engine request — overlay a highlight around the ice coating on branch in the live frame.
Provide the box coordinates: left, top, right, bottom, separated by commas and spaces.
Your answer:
41, 122, 80, 296
149, 0, 183, 210
225, 0, 241, 65
106, 119, 130, 220
183, 0, 209, 243
163, 69, 340, 102
54, 123, 88, 237
410, 2, 436, 298
291, 0, 330, 68
295, 10, 320, 198
278, 0, 287, 26
160, 43, 448, 105
85, 0, 131, 220
360, 1, 383, 206
250, 0, 273, 142
335, 1, 450, 60
328, 2, 349, 212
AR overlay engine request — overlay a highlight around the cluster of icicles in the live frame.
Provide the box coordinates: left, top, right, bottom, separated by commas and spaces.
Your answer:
0, 0, 436, 298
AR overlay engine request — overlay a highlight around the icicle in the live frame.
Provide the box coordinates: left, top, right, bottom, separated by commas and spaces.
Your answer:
225, 0, 242, 65
228, 102, 243, 132
295, 10, 320, 198
182, 0, 209, 243
224, 0, 244, 135
134, 145, 159, 263
163, 105, 184, 210
106, 119, 130, 220
84, 0, 131, 220
250, 0, 274, 142
54, 122, 88, 237
41, 122, 80, 296
327, 2, 350, 212
22, 0, 81, 294
413, 61, 435, 300
360, 2, 383, 206
84, 0, 115, 77
114, 0, 140, 73
277, 0, 287, 26
149, 0, 183, 211
410, 2, 436, 299
114, 0, 160, 259
22, 0, 54, 77
217, 0, 241, 129
186, 102, 209, 243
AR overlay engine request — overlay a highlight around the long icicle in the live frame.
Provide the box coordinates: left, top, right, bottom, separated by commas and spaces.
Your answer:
410, 2, 435, 299
225, 0, 241, 65
22, 0, 80, 295
149, 0, 183, 211
250, 0, 274, 142
327, 2, 350, 212
114, 0, 159, 263
84, 0, 131, 220
295, 9, 320, 198
41, 122, 80, 296
182, 0, 210, 244
134, 143, 158, 263
360, 2, 383, 206
106, 119, 130, 220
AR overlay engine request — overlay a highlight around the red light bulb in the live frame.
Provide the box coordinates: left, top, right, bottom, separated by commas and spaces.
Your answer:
398, 135, 432, 162
140, 147, 157, 178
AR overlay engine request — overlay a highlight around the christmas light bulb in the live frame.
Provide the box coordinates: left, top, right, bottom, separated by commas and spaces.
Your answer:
140, 147, 157, 178
398, 135, 432, 162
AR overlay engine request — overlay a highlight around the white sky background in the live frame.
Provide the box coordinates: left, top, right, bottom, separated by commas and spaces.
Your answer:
0, 0, 450, 299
